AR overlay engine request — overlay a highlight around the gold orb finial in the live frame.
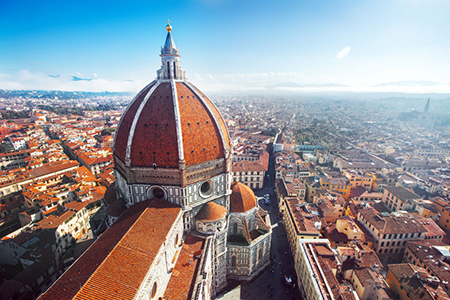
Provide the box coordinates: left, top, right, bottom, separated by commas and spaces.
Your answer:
166, 19, 172, 32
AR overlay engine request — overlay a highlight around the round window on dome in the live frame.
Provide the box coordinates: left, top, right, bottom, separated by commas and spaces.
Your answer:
153, 188, 165, 199
199, 180, 214, 198
147, 186, 167, 200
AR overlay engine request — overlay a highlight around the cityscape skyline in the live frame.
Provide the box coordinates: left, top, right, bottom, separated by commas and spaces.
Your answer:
1, 0, 450, 94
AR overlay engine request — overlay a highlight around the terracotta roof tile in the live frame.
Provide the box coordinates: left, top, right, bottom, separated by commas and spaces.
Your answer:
114, 81, 229, 169
164, 235, 205, 300
40, 199, 181, 300
196, 201, 227, 222
176, 82, 224, 166
189, 83, 230, 149
230, 181, 257, 213
114, 82, 156, 162
130, 82, 179, 168
73, 198, 181, 300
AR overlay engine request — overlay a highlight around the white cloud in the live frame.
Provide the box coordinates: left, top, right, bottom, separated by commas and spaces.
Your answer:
337, 47, 351, 59
1, 69, 449, 95
0, 70, 146, 92
192, 72, 450, 94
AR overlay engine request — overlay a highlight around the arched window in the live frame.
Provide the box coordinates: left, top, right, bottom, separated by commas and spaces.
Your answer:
258, 248, 263, 260
231, 256, 236, 267
173, 61, 177, 78
167, 61, 171, 79
150, 281, 158, 299
153, 188, 165, 199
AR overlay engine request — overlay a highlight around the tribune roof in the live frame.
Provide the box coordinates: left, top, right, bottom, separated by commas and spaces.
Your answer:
39, 198, 181, 300
230, 181, 257, 213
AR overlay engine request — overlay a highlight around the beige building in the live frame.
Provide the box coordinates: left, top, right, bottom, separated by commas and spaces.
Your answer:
387, 263, 450, 300
382, 186, 422, 212
232, 160, 266, 190
281, 197, 321, 256
403, 240, 450, 297
295, 239, 356, 300
326, 216, 374, 248
357, 207, 427, 261
317, 194, 346, 224
337, 242, 392, 300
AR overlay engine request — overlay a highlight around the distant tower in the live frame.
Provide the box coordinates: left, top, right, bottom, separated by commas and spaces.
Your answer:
417, 98, 434, 128
424, 98, 430, 113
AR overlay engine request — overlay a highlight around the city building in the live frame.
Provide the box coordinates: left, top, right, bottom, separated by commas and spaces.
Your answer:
319, 177, 351, 199
231, 160, 265, 189
337, 242, 392, 300
294, 239, 357, 300
326, 216, 375, 248
387, 263, 450, 300
382, 186, 422, 212
357, 207, 427, 261
403, 239, 450, 297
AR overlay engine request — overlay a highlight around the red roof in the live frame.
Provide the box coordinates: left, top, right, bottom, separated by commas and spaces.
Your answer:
114, 82, 156, 162
164, 235, 205, 299
196, 201, 227, 222
114, 81, 229, 169
230, 181, 257, 213
40, 199, 181, 300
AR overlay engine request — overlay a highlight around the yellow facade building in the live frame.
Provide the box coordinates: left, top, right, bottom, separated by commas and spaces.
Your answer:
320, 177, 351, 199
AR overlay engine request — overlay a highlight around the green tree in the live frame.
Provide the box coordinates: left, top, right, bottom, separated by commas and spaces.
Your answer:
101, 128, 116, 136
0, 142, 14, 153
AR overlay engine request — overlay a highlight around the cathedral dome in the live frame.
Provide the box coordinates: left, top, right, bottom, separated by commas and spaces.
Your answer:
113, 24, 231, 187
230, 182, 257, 213
196, 201, 227, 222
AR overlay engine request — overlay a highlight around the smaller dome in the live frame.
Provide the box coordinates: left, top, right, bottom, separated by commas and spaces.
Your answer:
230, 182, 257, 213
196, 201, 227, 222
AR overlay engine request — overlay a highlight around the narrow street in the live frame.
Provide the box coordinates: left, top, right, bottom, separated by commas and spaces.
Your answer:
222, 148, 301, 300
238, 193, 300, 299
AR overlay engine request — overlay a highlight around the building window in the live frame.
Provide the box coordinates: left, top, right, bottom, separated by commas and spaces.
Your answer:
233, 222, 238, 234
231, 256, 237, 267
150, 281, 158, 299
148, 186, 166, 200
200, 180, 215, 198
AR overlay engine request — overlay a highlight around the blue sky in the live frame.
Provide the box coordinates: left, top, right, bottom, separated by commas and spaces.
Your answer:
1, 0, 450, 93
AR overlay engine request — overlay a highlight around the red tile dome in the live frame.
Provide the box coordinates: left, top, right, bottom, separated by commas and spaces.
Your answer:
114, 81, 229, 169
230, 182, 257, 213
196, 201, 227, 222
113, 25, 230, 182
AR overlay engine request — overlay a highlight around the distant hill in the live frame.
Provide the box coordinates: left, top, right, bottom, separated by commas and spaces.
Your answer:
374, 81, 442, 87
266, 82, 348, 89
0, 90, 133, 100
